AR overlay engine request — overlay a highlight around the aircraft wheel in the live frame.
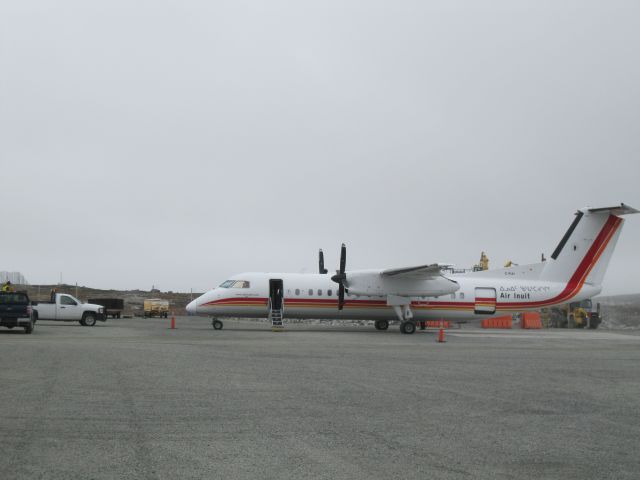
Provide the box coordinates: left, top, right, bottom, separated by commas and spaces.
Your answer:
374, 320, 389, 331
212, 319, 223, 330
400, 321, 416, 334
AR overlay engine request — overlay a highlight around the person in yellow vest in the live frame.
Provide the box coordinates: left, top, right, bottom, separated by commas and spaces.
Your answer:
1, 281, 14, 292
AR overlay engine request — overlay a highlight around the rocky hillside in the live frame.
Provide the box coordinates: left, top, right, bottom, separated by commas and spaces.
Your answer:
17, 285, 202, 316
596, 293, 640, 330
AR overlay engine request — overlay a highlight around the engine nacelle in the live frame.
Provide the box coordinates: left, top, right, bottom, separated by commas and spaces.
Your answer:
344, 270, 459, 297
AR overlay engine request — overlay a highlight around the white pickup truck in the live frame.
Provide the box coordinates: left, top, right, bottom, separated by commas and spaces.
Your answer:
33, 293, 106, 326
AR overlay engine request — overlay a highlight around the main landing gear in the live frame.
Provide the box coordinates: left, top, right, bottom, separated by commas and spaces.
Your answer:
390, 300, 416, 335
374, 319, 389, 331
399, 321, 416, 334
211, 318, 223, 330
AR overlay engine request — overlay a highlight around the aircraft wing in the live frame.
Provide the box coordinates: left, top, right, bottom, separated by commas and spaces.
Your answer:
381, 264, 442, 280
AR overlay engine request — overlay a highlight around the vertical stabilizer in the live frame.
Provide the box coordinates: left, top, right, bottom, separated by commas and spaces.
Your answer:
540, 204, 636, 288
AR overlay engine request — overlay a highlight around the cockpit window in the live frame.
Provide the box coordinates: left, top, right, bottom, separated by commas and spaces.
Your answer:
219, 280, 251, 288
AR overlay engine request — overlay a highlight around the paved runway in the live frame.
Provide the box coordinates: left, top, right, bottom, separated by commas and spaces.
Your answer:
1, 317, 639, 479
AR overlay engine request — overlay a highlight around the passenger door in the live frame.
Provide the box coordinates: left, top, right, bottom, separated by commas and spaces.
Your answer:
269, 279, 284, 313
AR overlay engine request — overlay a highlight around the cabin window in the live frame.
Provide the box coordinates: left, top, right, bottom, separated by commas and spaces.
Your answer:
295, 289, 300, 296
460, 292, 465, 299
308, 289, 313, 296
327, 289, 332, 296
318, 289, 322, 296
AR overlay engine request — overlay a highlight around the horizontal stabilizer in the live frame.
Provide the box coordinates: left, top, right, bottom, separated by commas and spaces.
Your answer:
587, 203, 638, 216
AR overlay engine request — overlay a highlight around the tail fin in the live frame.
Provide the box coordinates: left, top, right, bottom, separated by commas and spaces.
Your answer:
540, 204, 637, 287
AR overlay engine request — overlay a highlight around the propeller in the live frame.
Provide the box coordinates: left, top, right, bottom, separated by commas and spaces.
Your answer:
318, 249, 328, 274
330, 243, 347, 310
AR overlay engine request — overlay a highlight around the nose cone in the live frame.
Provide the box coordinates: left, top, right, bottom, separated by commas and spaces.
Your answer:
186, 300, 197, 315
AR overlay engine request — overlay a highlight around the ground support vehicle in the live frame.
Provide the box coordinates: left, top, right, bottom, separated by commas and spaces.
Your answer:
33, 293, 106, 326
143, 299, 169, 318
0, 292, 35, 334
88, 298, 124, 318
548, 299, 601, 329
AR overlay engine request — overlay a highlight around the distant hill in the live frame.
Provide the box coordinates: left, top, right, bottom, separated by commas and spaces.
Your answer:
16, 285, 202, 316
595, 293, 640, 330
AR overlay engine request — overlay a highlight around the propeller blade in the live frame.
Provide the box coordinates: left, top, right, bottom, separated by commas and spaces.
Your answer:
319, 249, 328, 274
331, 243, 347, 310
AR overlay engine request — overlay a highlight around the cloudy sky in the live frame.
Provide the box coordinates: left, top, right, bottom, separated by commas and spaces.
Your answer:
1, 0, 639, 294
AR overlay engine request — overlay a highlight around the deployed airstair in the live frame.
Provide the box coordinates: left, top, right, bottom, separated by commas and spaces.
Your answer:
269, 306, 283, 329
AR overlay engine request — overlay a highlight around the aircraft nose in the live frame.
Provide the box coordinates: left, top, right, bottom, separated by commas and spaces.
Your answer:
186, 300, 197, 315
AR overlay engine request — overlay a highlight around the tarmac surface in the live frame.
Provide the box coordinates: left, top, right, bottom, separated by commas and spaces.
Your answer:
1, 317, 639, 480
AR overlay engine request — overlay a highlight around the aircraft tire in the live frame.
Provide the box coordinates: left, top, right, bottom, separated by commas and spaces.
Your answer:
374, 320, 389, 331
400, 321, 416, 335
212, 319, 223, 330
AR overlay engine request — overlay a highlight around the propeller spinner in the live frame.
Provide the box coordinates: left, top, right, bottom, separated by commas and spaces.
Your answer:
330, 243, 347, 310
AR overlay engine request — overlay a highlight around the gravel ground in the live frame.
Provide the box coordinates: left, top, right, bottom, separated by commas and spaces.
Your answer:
1, 317, 639, 480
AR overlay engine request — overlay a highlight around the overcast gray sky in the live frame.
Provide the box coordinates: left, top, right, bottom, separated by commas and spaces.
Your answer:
1, 0, 639, 295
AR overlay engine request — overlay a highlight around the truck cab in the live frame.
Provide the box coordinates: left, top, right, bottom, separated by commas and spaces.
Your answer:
33, 294, 106, 326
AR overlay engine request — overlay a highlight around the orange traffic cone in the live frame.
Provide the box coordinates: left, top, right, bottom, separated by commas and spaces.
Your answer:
170, 314, 175, 329
437, 328, 446, 343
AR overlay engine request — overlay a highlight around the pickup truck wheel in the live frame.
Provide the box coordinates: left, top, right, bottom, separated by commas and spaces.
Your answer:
7, 325, 14, 329
83, 314, 97, 327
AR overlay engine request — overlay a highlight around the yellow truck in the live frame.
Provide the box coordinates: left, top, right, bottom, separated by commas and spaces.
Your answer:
143, 298, 169, 318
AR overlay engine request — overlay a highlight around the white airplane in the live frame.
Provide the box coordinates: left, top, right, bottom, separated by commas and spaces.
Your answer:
186, 204, 637, 334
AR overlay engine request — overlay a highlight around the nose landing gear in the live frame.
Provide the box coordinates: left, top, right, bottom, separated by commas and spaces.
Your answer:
211, 318, 223, 330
